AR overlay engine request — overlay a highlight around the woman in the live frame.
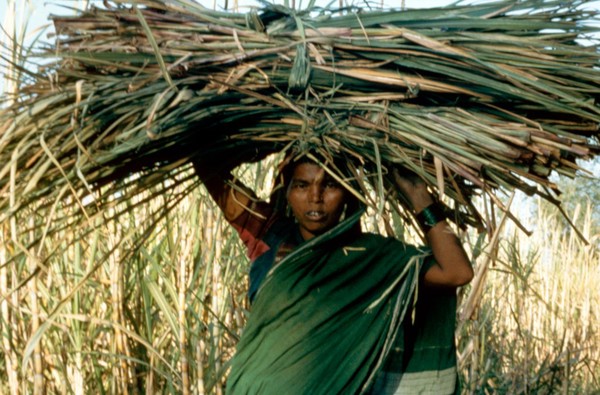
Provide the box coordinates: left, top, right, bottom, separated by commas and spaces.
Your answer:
195, 151, 473, 394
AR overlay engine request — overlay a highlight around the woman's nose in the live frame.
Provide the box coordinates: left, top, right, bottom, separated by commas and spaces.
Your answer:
308, 185, 323, 202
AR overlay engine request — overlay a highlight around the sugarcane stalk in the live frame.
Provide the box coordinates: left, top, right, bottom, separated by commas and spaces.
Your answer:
0, 228, 20, 395
1, 0, 599, 262
178, 236, 192, 395
25, 218, 44, 395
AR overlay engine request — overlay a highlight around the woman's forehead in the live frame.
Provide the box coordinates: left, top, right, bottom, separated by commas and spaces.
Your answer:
291, 162, 327, 179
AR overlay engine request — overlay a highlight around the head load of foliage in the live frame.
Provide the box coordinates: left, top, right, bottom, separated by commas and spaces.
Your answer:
1, 0, 599, 242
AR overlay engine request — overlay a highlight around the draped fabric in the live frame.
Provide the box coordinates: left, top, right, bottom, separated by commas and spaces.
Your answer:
368, 286, 459, 394
226, 211, 434, 395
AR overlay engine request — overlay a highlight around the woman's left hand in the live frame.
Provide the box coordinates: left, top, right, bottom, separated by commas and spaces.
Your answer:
391, 168, 434, 213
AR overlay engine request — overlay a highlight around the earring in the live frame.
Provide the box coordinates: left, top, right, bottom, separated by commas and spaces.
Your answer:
340, 203, 348, 221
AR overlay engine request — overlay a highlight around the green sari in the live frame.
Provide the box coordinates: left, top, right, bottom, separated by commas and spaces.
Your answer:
226, 211, 452, 394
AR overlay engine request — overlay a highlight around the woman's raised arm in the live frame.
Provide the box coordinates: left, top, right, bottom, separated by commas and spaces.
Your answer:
392, 169, 474, 288
192, 161, 255, 223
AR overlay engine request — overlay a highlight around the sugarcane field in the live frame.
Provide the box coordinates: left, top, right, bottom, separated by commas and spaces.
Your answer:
0, 0, 599, 393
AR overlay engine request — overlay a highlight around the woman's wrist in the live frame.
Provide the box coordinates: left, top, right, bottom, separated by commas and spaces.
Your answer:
415, 202, 447, 233
411, 197, 435, 214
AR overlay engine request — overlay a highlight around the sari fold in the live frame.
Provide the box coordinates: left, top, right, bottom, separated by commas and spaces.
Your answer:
227, 212, 432, 395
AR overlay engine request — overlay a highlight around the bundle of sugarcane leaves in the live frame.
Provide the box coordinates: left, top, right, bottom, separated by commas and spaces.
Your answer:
1, 0, 599, 251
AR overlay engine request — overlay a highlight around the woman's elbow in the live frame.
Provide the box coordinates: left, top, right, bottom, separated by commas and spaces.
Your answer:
425, 262, 474, 288
453, 266, 474, 287
448, 261, 475, 287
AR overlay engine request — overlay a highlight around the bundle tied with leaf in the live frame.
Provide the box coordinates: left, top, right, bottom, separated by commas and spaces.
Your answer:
1, 0, 599, 260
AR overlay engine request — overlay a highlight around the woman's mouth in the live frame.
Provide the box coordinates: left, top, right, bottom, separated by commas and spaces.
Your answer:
305, 211, 326, 221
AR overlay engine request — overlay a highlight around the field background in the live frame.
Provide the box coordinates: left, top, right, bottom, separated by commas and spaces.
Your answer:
0, 160, 598, 394
1, 0, 599, 394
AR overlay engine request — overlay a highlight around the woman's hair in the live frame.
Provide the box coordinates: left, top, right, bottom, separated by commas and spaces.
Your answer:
269, 149, 361, 218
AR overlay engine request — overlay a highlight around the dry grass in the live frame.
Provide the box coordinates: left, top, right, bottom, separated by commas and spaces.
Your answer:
1, 171, 246, 394
1, 163, 599, 394
457, 198, 599, 394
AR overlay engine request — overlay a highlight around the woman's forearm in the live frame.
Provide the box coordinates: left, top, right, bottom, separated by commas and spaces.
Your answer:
192, 160, 252, 222
422, 219, 473, 287
392, 168, 473, 288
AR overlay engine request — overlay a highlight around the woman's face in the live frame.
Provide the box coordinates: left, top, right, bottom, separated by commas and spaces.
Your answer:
286, 162, 347, 240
